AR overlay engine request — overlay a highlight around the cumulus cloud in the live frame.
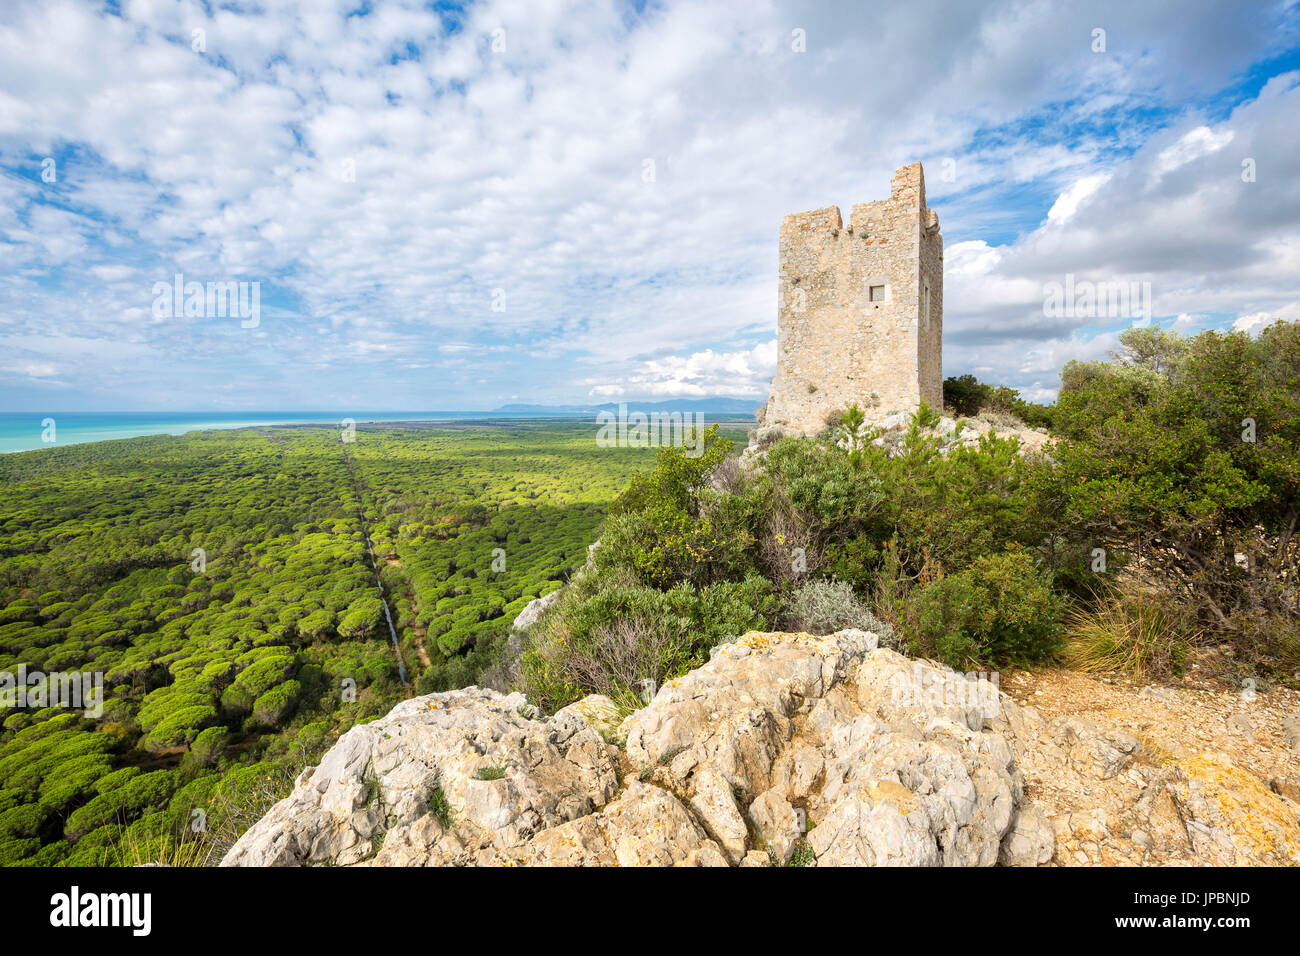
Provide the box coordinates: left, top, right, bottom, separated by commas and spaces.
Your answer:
1046, 174, 1111, 225
943, 68, 1300, 396
1233, 312, 1275, 335
0, 0, 1297, 409
586, 340, 776, 399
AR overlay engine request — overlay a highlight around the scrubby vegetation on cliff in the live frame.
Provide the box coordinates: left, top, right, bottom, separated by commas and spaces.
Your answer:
523, 322, 1300, 712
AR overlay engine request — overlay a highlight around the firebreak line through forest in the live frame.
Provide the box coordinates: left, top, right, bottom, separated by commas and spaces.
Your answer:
341, 441, 409, 689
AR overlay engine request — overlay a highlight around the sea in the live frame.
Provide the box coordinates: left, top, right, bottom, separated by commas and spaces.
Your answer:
0, 411, 542, 454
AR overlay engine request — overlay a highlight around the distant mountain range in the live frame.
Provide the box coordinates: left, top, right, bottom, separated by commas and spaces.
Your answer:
492, 398, 762, 417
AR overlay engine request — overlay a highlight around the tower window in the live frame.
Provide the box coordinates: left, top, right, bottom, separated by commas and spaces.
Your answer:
868, 285, 886, 302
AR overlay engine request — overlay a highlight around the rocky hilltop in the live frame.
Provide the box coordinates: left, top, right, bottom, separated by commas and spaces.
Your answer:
222, 629, 1300, 867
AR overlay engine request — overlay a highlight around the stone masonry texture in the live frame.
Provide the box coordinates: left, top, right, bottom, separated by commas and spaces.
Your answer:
761, 162, 942, 435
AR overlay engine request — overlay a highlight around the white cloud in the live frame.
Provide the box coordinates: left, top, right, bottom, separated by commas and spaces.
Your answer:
0, 0, 1296, 409
942, 68, 1300, 397
1047, 174, 1111, 225
1233, 312, 1274, 334
1153, 125, 1235, 178
3, 360, 59, 380
587, 340, 776, 399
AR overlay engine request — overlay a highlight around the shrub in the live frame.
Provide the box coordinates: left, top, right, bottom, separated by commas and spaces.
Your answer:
140, 704, 219, 752
761, 437, 886, 536
64, 770, 176, 841
0, 803, 50, 842
597, 425, 739, 588
427, 787, 455, 827
830, 403, 874, 462
943, 374, 1053, 428
196, 761, 300, 865
1049, 321, 1300, 669
943, 374, 986, 418
251, 680, 302, 728
751, 435, 887, 585
520, 570, 775, 711
914, 549, 1065, 669
338, 595, 385, 639
190, 726, 229, 767
779, 578, 896, 646
751, 425, 786, 449
914, 400, 942, 430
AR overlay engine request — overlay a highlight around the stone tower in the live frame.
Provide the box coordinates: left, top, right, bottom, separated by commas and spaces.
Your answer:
760, 162, 942, 435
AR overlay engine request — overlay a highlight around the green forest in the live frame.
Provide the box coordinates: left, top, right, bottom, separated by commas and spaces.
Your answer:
0, 420, 741, 865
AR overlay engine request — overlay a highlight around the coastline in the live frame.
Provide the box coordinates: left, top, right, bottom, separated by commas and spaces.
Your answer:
0, 412, 756, 454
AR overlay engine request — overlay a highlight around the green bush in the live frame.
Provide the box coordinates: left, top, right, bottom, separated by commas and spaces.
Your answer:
141, 704, 218, 752
1048, 321, 1300, 669
190, 726, 229, 767
338, 595, 385, 639
752, 412, 1046, 587
597, 426, 737, 588
943, 374, 1053, 428
914, 549, 1065, 669
884, 427, 1048, 577
251, 680, 302, 728
520, 569, 775, 711
64, 770, 176, 841
779, 577, 896, 646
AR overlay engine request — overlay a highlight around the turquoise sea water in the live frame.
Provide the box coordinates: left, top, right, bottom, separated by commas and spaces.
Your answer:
0, 411, 527, 454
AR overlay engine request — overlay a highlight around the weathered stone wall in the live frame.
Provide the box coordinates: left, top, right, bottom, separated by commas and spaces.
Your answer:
762, 162, 942, 434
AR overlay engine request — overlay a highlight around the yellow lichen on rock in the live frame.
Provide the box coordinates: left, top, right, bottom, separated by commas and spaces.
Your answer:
1176, 754, 1300, 864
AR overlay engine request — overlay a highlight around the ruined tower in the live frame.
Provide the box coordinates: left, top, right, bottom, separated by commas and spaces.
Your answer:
760, 162, 942, 435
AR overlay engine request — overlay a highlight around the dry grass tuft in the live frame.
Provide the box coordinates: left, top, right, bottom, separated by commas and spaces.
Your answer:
1064, 589, 1199, 680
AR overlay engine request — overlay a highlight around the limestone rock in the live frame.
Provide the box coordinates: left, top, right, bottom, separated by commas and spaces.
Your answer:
1050, 716, 1140, 779
220, 687, 619, 867
511, 590, 562, 631
555, 694, 623, 740
606, 782, 729, 866
622, 629, 876, 794
1226, 713, 1255, 742
748, 789, 801, 864
1153, 755, 1300, 865
1270, 775, 1300, 805
999, 806, 1055, 866
688, 768, 749, 864
227, 628, 1292, 868
771, 742, 824, 800
1282, 715, 1300, 751
1139, 686, 1177, 702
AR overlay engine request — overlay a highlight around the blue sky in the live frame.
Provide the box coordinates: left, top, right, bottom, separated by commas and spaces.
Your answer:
1, 0, 1298, 411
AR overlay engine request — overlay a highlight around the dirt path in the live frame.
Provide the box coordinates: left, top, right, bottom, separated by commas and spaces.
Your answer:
1004, 666, 1300, 788
999, 662, 1300, 865
406, 612, 432, 669
374, 549, 431, 670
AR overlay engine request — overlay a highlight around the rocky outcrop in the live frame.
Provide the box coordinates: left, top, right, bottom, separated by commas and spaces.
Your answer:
219, 686, 621, 865
222, 629, 1300, 867
510, 590, 562, 631
224, 630, 1015, 866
